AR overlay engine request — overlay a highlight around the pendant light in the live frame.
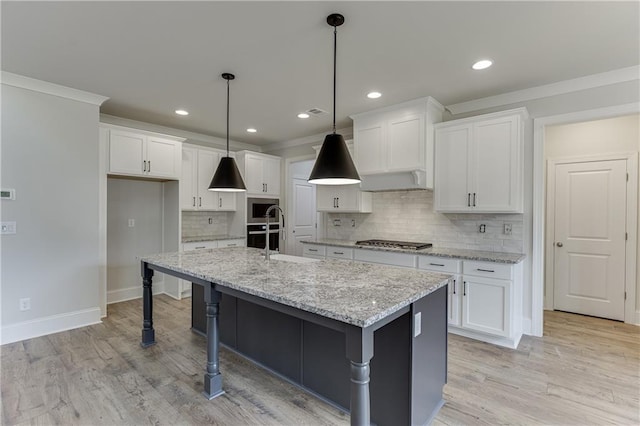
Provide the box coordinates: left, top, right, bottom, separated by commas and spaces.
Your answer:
308, 13, 361, 185
208, 73, 247, 192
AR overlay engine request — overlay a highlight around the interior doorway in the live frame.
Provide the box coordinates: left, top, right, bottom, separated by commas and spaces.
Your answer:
285, 159, 317, 255
547, 157, 628, 320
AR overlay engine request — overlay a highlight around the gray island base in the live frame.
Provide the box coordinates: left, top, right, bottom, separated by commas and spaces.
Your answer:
140, 247, 450, 426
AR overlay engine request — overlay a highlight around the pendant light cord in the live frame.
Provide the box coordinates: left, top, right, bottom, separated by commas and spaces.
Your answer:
226, 78, 230, 157
332, 25, 337, 134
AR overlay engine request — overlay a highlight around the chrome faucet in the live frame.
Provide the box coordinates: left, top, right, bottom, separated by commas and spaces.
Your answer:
264, 205, 285, 260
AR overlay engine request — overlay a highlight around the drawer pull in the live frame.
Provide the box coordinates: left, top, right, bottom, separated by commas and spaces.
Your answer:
308, 248, 318, 252
195, 246, 206, 249
477, 268, 495, 273
333, 251, 344, 255
227, 244, 237, 247
429, 262, 445, 267
463, 281, 467, 296
452, 279, 456, 295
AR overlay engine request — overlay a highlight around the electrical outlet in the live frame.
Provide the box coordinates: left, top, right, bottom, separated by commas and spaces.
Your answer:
128, 219, 135, 228
1, 221, 16, 234
19, 298, 30, 311
504, 223, 513, 235
479, 224, 486, 233
414, 312, 422, 337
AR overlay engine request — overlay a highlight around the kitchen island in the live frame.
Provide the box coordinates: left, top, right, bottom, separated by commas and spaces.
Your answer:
140, 247, 450, 426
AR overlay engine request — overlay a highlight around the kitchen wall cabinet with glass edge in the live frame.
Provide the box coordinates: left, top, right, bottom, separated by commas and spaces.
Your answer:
181, 144, 236, 211
434, 108, 528, 213
235, 151, 281, 197
350, 96, 444, 189
312, 142, 372, 213
106, 126, 183, 179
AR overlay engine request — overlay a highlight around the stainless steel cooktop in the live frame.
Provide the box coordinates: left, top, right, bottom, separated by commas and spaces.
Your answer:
355, 239, 433, 250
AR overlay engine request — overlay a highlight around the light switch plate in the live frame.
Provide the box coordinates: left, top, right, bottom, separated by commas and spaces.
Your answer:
1, 222, 16, 234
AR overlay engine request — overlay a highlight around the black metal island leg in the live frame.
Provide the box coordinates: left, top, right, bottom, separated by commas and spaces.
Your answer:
141, 263, 156, 347
203, 284, 225, 400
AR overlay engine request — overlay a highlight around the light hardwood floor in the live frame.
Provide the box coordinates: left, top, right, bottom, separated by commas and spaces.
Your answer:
2, 295, 638, 425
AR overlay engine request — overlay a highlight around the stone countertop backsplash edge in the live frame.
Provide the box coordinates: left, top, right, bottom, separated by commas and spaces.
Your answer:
182, 235, 246, 243
302, 239, 525, 264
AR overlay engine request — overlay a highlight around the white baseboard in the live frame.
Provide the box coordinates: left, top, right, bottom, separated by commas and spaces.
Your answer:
1, 307, 102, 345
448, 326, 522, 349
107, 280, 164, 305
632, 310, 640, 326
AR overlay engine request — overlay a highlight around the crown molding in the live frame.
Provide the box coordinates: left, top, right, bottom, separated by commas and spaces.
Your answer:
1, 72, 109, 106
99, 114, 261, 152
262, 126, 353, 152
446, 65, 640, 115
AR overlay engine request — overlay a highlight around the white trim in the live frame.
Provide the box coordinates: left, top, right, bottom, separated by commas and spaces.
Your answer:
1, 71, 109, 106
98, 127, 109, 318
447, 66, 640, 115
1, 308, 102, 345
533, 104, 640, 335
262, 126, 353, 152
283, 154, 317, 255
350, 96, 444, 119
522, 318, 532, 336
100, 114, 260, 152
448, 327, 522, 350
100, 122, 186, 142
106, 281, 165, 305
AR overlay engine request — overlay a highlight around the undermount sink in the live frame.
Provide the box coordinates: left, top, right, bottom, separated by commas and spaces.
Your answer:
265, 254, 320, 264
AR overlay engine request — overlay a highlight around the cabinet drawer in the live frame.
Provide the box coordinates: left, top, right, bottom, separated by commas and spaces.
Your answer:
326, 246, 353, 260
417, 256, 461, 274
183, 241, 218, 251
354, 249, 416, 268
218, 238, 245, 248
303, 245, 326, 257
463, 261, 512, 280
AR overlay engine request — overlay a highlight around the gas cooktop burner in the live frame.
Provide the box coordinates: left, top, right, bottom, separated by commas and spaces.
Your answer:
355, 239, 433, 250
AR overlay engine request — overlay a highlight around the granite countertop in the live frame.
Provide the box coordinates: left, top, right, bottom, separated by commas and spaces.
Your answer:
302, 239, 525, 264
141, 247, 450, 328
182, 235, 245, 243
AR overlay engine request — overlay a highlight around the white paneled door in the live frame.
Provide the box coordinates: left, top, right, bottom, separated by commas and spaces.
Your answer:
291, 178, 316, 256
553, 159, 627, 320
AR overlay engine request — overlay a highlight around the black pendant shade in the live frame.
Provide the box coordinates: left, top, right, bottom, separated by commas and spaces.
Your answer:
208, 72, 246, 192
308, 13, 360, 186
208, 156, 246, 192
308, 133, 360, 185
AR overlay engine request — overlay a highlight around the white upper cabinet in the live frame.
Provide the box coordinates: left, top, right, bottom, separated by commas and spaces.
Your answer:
316, 185, 372, 213
236, 151, 281, 197
313, 141, 372, 213
351, 97, 443, 190
107, 127, 183, 179
434, 108, 528, 213
181, 144, 236, 211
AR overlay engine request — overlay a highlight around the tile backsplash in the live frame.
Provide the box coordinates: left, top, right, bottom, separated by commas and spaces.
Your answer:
182, 211, 229, 240
326, 190, 524, 253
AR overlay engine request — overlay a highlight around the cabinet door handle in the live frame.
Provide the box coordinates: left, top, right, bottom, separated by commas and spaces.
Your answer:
195, 246, 206, 249
308, 248, 318, 252
336, 197, 339, 208
219, 198, 222, 208
429, 262, 445, 267
467, 193, 470, 207
148, 161, 151, 173
452, 279, 456, 295
473, 192, 476, 207
143, 160, 147, 172
193, 196, 196, 207
333, 251, 344, 255
477, 268, 495, 273
333, 197, 337, 208
265, 183, 268, 193
199, 197, 202, 207
463, 281, 467, 296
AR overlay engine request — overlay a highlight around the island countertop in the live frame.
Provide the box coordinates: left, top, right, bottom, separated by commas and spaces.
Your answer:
141, 247, 450, 328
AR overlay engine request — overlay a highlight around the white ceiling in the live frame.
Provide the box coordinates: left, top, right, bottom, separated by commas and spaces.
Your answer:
2, 1, 638, 146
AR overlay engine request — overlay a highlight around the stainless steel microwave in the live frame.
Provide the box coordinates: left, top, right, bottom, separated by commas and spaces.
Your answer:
247, 198, 279, 223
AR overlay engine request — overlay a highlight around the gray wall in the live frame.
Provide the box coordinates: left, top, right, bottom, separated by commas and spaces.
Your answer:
1, 84, 101, 327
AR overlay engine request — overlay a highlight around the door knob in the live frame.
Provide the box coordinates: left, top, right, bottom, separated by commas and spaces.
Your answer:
556, 242, 563, 247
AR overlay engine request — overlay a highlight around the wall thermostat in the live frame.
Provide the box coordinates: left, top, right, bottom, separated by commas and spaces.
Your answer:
0, 189, 15, 200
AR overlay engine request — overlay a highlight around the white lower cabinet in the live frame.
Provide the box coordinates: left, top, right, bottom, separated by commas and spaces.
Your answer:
305, 243, 524, 348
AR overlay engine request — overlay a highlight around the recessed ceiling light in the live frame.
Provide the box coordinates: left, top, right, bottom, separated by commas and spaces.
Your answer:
367, 91, 382, 99
175, 109, 189, 116
246, 128, 257, 133
472, 59, 493, 70
297, 113, 310, 119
